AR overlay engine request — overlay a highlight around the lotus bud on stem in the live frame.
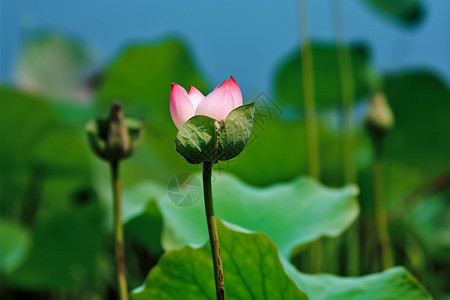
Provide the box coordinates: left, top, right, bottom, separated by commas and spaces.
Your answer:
170, 77, 255, 299
365, 92, 394, 270
365, 93, 394, 138
85, 102, 144, 300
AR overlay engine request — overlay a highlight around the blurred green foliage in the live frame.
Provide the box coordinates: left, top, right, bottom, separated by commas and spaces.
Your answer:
16, 33, 92, 100
6, 201, 105, 290
0, 88, 92, 218
361, 0, 424, 26
275, 43, 378, 111
0, 221, 30, 274
382, 72, 450, 205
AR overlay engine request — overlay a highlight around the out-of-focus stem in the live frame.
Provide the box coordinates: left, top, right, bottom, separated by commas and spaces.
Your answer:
332, 0, 356, 184
297, 0, 322, 273
203, 162, 225, 300
331, 0, 359, 276
111, 161, 128, 300
298, 0, 320, 180
372, 137, 393, 270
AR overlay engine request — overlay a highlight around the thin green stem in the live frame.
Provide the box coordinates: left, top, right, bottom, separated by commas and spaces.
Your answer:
298, 0, 322, 274
111, 161, 128, 300
203, 162, 225, 300
298, 0, 321, 180
372, 137, 393, 270
332, 0, 356, 185
331, 0, 359, 276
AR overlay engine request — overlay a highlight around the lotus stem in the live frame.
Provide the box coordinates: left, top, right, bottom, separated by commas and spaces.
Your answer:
203, 162, 225, 300
371, 137, 393, 270
111, 161, 128, 300
331, 0, 359, 276
297, 0, 322, 273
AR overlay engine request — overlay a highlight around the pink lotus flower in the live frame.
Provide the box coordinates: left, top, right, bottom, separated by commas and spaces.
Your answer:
170, 76, 243, 129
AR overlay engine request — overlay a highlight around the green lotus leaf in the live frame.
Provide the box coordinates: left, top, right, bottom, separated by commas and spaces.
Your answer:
361, 0, 424, 27
132, 220, 307, 300
133, 221, 431, 300
283, 259, 431, 299
157, 173, 358, 258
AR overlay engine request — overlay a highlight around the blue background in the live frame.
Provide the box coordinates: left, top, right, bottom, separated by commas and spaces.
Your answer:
1, 0, 449, 95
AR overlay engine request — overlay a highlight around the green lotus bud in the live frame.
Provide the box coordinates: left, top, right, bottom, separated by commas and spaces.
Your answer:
365, 93, 394, 136
86, 102, 144, 161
